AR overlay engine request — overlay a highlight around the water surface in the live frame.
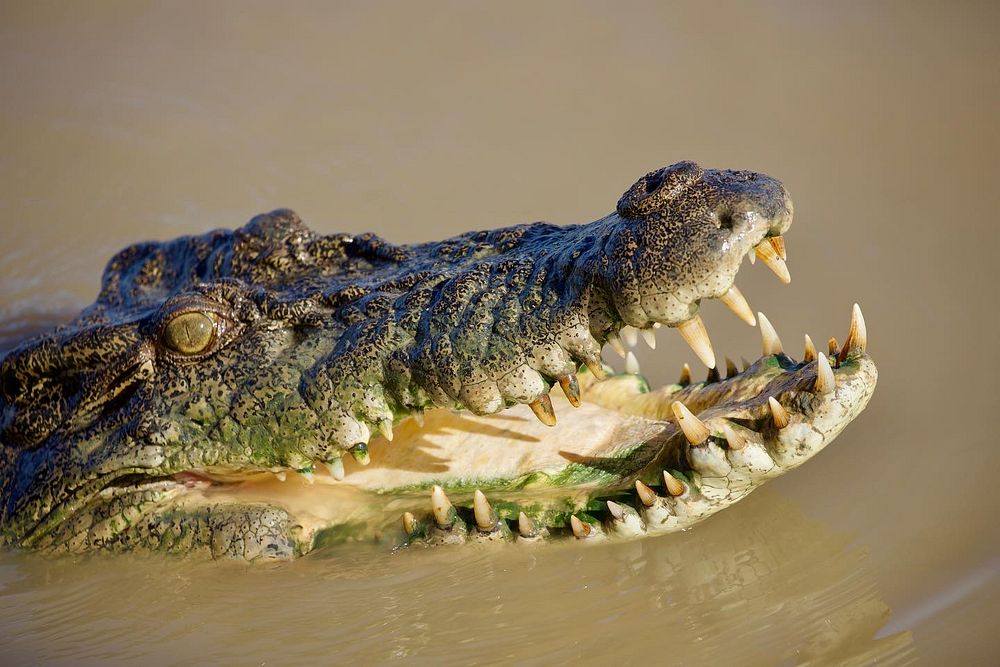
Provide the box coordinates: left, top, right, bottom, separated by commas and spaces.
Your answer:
1, 1, 997, 664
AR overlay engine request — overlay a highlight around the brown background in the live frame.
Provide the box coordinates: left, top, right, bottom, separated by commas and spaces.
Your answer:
1, 1, 997, 664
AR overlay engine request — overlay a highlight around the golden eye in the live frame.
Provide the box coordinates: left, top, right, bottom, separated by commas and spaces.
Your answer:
161, 311, 216, 355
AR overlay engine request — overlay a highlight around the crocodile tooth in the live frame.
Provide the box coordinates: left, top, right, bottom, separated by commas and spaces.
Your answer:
325, 457, 345, 481
401, 512, 417, 536
725, 357, 739, 379
635, 480, 658, 507
803, 334, 817, 363
517, 511, 536, 538
652, 322, 662, 329
473, 489, 496, 531
558, 374, 581, 407
640, 327, 657, 349
676, 314, 716, 368
838, 303, 867, 362
529, 394, 557, 427
663, 470, 686, 497
606, 332, 627, 358
814, 352, 836, 394
748, 247, 756, 264
768, 235, 787, 260
621, 325, 639, 347
741, 357, 752, 371
607, 500, 625, 521
431, 485, 455, 528
719, 420, 749, 451
274, 471, 287, 482
758, 312, 784, 356
678, 363, 692, 386
582, 355, 607, 380
569, 515, 592, 538
828, 337, 840, 359
413, 410, 425, 427
768, 396, 791, 429
755, 241, 791, 283
625, 351, 640, 375
350, 443, 371, 465
705, 366, 720, 384
299, 469, 315, 484
719, 286, 756, 326
378, 419, 394, 442
671, 401, 711, 445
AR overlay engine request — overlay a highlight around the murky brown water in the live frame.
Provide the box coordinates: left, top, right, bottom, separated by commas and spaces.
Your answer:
1, 1, 997, 664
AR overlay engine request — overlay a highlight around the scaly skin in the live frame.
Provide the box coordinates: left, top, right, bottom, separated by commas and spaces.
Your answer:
0, 161, 875, 560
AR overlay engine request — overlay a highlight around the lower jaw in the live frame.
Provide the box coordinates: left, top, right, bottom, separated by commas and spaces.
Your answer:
170, 347, 875, 550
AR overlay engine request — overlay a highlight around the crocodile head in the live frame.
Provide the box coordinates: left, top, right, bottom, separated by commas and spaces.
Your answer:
0, 161, 875, 559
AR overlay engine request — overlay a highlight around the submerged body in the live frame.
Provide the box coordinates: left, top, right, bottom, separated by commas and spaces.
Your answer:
0, 161, 875, 559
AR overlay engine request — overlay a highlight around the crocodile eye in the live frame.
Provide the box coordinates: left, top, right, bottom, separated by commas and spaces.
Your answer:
161, 311, 217, 355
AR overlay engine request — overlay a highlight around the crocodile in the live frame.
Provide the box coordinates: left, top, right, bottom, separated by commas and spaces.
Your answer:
0, 161, 876, 560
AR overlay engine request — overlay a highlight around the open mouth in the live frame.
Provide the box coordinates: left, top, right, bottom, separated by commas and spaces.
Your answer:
157, 303, 874, 550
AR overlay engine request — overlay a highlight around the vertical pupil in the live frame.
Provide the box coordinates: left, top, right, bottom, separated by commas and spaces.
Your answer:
166, 312, 213, 353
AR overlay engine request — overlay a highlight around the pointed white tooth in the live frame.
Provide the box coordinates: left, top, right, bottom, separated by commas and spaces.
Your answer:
583, 354, 607, 380
517, 511, 536, 538
635, 480, 657, 507
768, 396, 791, 429
678, 363, 692, 386
757, 312, 784, 356
803, 334, 817, 363
401, 512, 417, 536
625, 351, 640, 375
300, 470, 315, 484
325, 458, 345, 481
640, 327, 657, 349
768, 235, 787, 261
378, 419, 394, 442
606, 332, 627, 358
529, 394, 557, 427
569, 515, 592, 538
748, 248, 756, 264
413, 410, 425, 427
719, 420, 749, 451
815, 352, 836, 394
274, 471, 287, 482
652, 322, 662, 329
431, 485, 454, 528
719, 286, 756, 326
755, 241, 791, 283
662, 471, 686, 497
607, 500, 625, 521
675, 314, 716, 368
838, 303, 868, 362
558, 374, 582, 407
473, 489, 495, 531
671, 401, 711, 445
350, 444, 371, 466
621, 325, 639, 347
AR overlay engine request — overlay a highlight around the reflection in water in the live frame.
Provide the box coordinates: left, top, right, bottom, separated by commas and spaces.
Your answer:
0, 489, 912, 665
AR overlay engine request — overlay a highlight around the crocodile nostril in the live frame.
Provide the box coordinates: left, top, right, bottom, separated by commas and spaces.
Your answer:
1, 371, 20, 404
644, 172, 665, 194
718, 211, 735, 230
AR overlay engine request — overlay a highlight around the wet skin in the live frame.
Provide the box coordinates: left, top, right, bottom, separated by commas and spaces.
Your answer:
0, 161, 875, 559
